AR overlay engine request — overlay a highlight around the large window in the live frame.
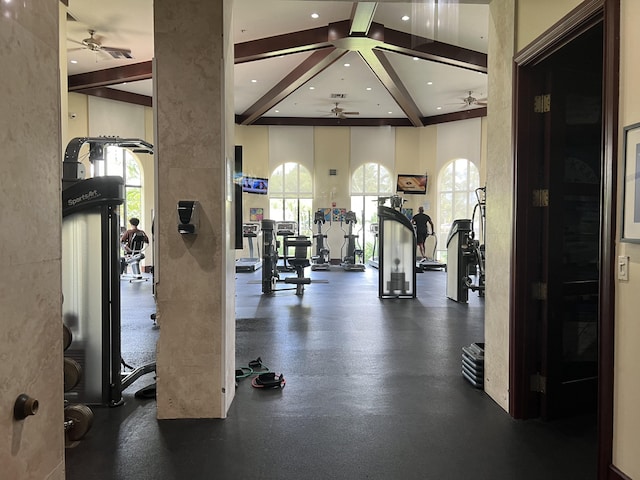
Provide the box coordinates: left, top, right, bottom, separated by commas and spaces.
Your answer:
350, 163, 394, 261
437, 158, 480, 261
92, 147, 143, 230
269, 162, 313, 237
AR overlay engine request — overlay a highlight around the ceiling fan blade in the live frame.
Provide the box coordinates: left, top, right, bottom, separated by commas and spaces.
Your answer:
67, 38, 85, 46
67, 47, 85, 52
343, 111, 359, 115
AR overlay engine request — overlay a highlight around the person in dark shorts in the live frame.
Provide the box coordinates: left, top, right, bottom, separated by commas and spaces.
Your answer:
411, 206, 434, 260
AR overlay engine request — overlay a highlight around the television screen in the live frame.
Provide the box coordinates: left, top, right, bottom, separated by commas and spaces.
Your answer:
242, 176, 268, 195
396, 174, 427, 195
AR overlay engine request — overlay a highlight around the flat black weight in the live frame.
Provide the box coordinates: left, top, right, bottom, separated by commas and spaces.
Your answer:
64, 404, 94, 441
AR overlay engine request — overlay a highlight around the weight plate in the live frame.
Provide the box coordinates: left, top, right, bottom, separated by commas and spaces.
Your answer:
63, 357, 82, 392
63, 324, 73, 351
64, 404, 94, 441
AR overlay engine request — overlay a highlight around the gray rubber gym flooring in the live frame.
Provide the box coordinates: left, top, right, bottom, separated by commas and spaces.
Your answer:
65, 266, 596, 480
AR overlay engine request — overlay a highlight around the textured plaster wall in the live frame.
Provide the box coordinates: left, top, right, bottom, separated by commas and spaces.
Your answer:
0, 0, 65, 478
154, 0, 235, 419
479, 0, 515, 410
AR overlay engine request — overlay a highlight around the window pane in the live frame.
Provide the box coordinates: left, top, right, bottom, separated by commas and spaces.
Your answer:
126, 151, 142, 186
352, 167, 364, 193
284, 164, 298, 193
363, 163, 379, 193
126, 187, 142, 221
470, 165, 480, 186
440, 165, 453, 191
284, 198, 298, 222
270, 166, 283, 194
352, 163, 392, 195
106, 147, 123, 177
299, 199, 313, 237
299, 167, 313, 194
454, 159, 468, 190
269, 198, 283, 221
379, 168, 393, 193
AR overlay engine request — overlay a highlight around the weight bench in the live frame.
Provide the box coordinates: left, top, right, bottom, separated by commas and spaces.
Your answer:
283, 236, 312, 295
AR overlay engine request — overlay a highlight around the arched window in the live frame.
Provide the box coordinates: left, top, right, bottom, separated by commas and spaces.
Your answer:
350, 163, 394, 261
269, 162, 313, 237
92, 146, 143, 230
437, 158, 480, 260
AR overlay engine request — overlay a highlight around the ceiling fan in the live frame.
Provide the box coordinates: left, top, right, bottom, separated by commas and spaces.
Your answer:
459, 91, 487, 108
69, 29, 133, 59
330, 102, 359, 119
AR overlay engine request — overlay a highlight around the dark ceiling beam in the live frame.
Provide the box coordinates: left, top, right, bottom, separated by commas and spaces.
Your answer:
234, 20, 486, 73
359, 49, 424, 127
422, 106, 486, 126
244, 116, 413, 127
239, 109, 487, 127
73, 87, 152, 108
234, 22, 351, 64
68, 61, 153, 91
239, 47, 348, 126
378, 25, 487, 73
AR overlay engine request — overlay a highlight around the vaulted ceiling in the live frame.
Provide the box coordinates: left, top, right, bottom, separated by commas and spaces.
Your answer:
66, 1, 489, 127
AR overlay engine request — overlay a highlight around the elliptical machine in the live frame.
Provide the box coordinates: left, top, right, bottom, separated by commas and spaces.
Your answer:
340, 210, 365, 271
311, 209, 330, 270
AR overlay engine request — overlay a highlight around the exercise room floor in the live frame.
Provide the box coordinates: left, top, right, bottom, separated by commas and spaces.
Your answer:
65, 266, 597, 480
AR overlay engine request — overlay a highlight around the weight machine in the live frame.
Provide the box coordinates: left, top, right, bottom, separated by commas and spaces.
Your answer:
261, 219, 312, 295
377, 195, 416, 298
446, 186, 486, 302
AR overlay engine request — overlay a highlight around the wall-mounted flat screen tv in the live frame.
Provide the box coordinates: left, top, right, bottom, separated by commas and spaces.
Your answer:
396, 174, 427, 194
242, 176, 268, 195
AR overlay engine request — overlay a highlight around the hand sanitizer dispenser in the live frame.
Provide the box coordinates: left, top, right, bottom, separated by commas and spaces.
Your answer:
177, 201, 199, 234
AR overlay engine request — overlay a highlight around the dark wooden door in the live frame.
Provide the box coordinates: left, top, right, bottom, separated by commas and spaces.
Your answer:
536, 23, 603, 420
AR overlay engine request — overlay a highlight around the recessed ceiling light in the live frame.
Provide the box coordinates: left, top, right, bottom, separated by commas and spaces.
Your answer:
427, 81, 433, 85
366, 87, 372, 91
311, 13, 319, 19
275, 110, 280, 113
344, 63, 350, 67
436, 106, 442, 110
251, 79, 257, 83
402, 15, 410, 21
70, 60, 78, 64
388, 111, 393, 114
413, 57, 419, 61
309, 86, 315, 90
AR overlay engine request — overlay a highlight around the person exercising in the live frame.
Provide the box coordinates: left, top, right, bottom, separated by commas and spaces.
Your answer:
411, 206, 434, 260
121, 217, 149, 253
120, 218, 149, 275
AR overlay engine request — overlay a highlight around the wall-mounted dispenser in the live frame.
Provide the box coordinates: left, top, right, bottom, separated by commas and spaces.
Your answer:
177, 200, 199, 234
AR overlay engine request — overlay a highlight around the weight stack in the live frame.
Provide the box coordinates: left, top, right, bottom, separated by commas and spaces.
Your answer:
462, 343, 484, 389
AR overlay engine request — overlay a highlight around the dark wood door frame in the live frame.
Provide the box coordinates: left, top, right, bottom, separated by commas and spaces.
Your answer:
510, 1, 619, 479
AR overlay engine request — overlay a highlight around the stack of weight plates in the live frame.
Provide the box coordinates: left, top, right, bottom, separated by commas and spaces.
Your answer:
462, 342, 485, 389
